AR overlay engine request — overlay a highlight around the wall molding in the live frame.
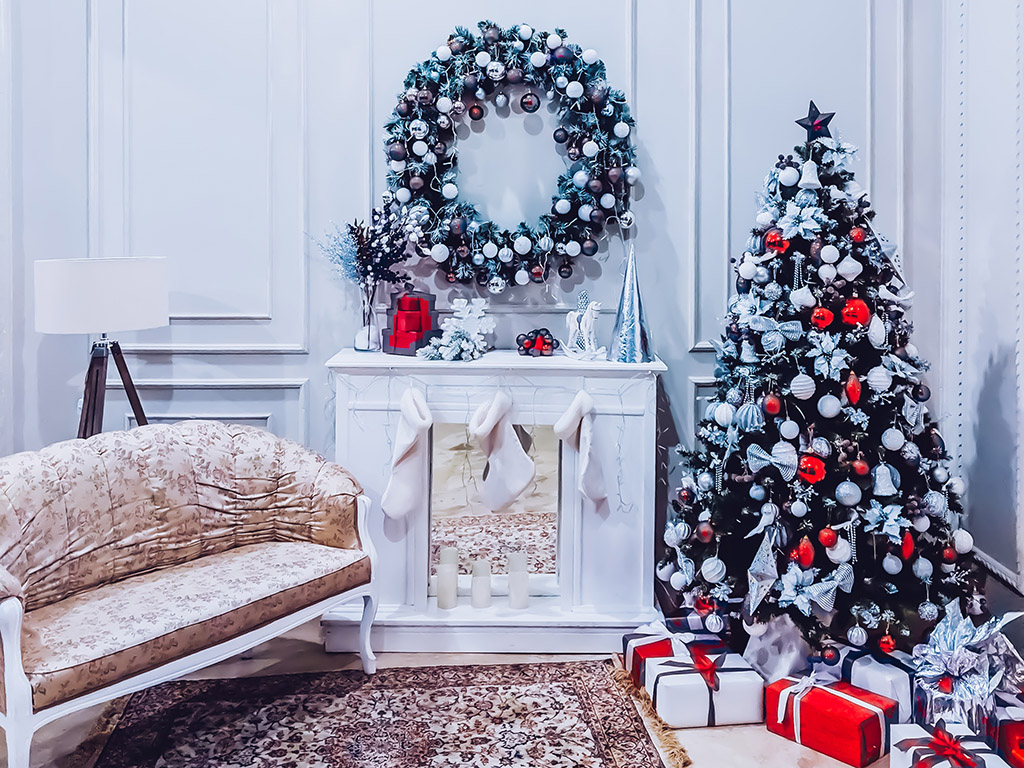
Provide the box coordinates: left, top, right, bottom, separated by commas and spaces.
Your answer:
0, 0, 14, 456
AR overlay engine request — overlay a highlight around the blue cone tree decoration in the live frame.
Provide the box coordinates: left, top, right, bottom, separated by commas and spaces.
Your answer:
607, 245, 653, 363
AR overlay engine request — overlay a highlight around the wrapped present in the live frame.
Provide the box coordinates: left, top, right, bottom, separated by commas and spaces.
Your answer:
891, 719, 1009, 768
645, 650, 764, 728
665, 597, 732, 637
812, 644, 916, 723
743, 613, 812, 682
989, 692, 1024, 767
767, 674, 898, 767
382, 291, 441, 355
622, 621, 729, 688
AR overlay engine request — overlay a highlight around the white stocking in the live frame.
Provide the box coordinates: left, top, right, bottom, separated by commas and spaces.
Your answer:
554, 390, 607, 504
469, 391, 535, 511
381, 388, 432, 520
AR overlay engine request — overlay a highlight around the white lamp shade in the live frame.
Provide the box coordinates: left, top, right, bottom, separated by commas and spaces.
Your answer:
35, 257, 170, 335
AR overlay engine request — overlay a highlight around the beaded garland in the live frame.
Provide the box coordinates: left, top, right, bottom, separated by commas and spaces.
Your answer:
383, 21, 640, 290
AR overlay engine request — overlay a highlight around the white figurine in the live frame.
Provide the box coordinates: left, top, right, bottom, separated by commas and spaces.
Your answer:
565, 291, 606, 360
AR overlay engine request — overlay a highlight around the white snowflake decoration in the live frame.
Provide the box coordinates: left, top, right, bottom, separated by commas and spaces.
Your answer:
417, 298, 495, 361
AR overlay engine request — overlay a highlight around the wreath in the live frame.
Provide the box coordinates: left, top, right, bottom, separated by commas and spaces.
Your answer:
384, 20, 640, 292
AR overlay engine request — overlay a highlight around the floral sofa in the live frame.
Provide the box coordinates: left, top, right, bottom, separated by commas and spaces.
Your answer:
0, 421, 376, 768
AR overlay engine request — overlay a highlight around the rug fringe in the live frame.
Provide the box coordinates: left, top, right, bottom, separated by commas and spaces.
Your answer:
610, 661, 693, 768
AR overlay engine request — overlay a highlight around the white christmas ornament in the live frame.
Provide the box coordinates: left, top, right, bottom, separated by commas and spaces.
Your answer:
380, 388, 433, 520
790, 373, 816, 400
482, 241, 498, 259
442, 182, 459, 200
564, 240, 582, 257
790, 285, 817, 310
704, 613, 726, 634
546, 33, 562, 49
513, 235, 532, 255
778, 166, 800, 186
436, 45, 453, 62
436, 96, 453, 114
600, 193, 616, 209
573, 170, 589, 188
475, 51, 492, 67
882, 553, 903, 575
738, 259, 757, 280
538, 235, 554, 252
412, 140, 428, 156
780, 419, 800, 440
912, 515, 931, 533
582, 48, 599, 64
817, 394, 842, 418
613, 121, 630, 138
755, 211, 775, 228
697, 471, 715, 491
820, 244, 841, 264
791, 500, 809, 518
514, 269, 530, 285
430, 243, 450, 262
518, 25, 533, 40
395, 187, 412, 204
847, 625, 868, 646
912, 556, 934, 580
422, 152, 437, 165
827, 538, 853, 563
554, 198, 572, 215
867, 315, 887, 348
714, 403, 736, 427
582, 140, 600, 158
498, 247, 514, 263
835, 480, 862, 506
882, 428, 906, 451
948, 476, 966, 496
577, 204, 594, 221
669, 570, 690, 591
530, 50, 548, 68
798, 160, 822, 189
953, 529, 974, 554
625, 166, 642, 185
818, 264, 838, 284
866, 366, 893, 392
656, 561, 676, 582
469, 391, 536, 512
566, 81, 585, 99
390, 159, 407, 172
837, 256, 864, 281
701, 556, 727, 583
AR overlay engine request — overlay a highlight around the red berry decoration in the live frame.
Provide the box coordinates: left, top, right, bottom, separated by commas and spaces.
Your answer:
765, 228, 791, 254
849, 226, 867, 243
901, 530, 916, 560
841, 298, 871, 326
818, 527, 839, 548
941, 547, 958, 564
762, 394, 782, 416
695, 522, 715, 543
798, 455, 827, 484
821, 646, 840, 665
878, 634, 896, 654
797, 536, 816, 568
810, 307, 834, 329
852, 459, 871, 476
516, 328, 560, 357
788, 547, 800, 562
845, 370, 862, 405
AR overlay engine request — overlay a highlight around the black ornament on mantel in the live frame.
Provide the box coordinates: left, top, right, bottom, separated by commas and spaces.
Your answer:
795, 100, 835, 141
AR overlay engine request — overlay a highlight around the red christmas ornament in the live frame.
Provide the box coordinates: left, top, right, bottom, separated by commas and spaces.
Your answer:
677, 487, 695, 505
765, 229, 791, 254
467, 103, 485, 121
798, 455, 826, 484
878, 634, 896, 654
818, 527, 839, 548
849, 226, 867, 243
845, 371, 862, 405
696, 522, 715, 543
762, 394, 782, 416
941, 546, 958, 564
841, 298, 871, 326
810, 307, 834, 329
821, 646, 840, 665
852, 459, 870, 476
901, 530, 916, 560
695, 595, 716, 615
937, 675, 954, 694
797, 536, 816, 568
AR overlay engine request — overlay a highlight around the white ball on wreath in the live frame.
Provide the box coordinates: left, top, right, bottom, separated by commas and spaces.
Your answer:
572, 170, 589, 188
600, 193, 616, 209
487, 276, 507, 295
582, 48, 599, 64
546, 33, 562, 49
530, 50, 548, 68
498, 247, 514, 263
436, 45, 452, 62
422, 152, 437, 165
538, 235, 554, 252
475, 50, 491, 67
555, 75, 569, 89
472, 252, 485, 266
953, 529, 974, 554
554, 198, 572, 215
566, 81, 585, 99
441, 183, 459, 200
578, 204, 594, 221
429, 243, 450, 263
565, 240, 582, 257
518, 24, 533, 40
582, 140, 600, 158
482, 242, 498, 259
618, 210, 635, 229
495, 93, 509, 109
409, 119, 429, 139
514, 269, 530, 285
390, 159, 407, 172
625, 166, 642, 185
395, 187, 412, 204
882, 553, 903, 575
513, 235, 533, 255
412, 140, 428, 156
613, 121, 630, 138
436, 96, 453, 114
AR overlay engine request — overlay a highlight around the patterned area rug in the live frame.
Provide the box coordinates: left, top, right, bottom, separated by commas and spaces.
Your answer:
430, 510, 558, 575
91, 660, 687, 767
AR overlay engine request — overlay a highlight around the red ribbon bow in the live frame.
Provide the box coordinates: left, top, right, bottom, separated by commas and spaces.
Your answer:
690, 649, 727, 691
894, 719, 992, 768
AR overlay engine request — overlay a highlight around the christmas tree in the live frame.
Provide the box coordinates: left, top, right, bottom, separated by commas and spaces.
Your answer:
662, 102, 985, 653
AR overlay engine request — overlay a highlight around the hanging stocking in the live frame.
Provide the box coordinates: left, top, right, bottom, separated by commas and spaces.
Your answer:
554, 390, 607, 504
381, 388, 432, 520
468, 391, 535, 511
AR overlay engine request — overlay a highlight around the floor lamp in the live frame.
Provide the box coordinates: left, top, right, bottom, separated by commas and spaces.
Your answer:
35, 258, 170, 439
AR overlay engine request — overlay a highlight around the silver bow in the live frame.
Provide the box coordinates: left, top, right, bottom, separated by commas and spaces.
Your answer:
748, 316, 804, 353
746, 441, 798, 482
803, 563, 854, 613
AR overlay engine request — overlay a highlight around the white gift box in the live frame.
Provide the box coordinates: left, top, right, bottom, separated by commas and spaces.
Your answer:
644, 652, 765, 729
891, 722, 1009, 768
812, 644, 916, 723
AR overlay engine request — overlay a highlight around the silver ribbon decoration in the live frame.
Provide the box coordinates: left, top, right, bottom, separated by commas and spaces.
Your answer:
748, 316, 804, 354
746, 441, 798, 482
802, 563, 855, 613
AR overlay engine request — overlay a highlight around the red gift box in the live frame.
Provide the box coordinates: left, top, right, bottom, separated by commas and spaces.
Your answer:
622, 627, 729, 689
392, 312, 422, 332
767, 676, 898, 767
397, 294, 419, 311
995, 692, 1024, 767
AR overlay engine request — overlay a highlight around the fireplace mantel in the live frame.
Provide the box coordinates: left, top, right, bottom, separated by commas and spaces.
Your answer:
322, 348, 666, 653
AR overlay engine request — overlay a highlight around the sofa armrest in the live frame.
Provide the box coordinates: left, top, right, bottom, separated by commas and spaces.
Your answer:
0, 564, 21, 603
0, 597, 32, 718
307, 462, 365, 552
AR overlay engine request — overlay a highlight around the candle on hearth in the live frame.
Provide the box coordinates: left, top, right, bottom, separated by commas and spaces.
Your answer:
471, 559, 492, 608
507, 551, 528, 573
436, 563, 458, 610
508, 570, 530, 610
440, 546, 459, 566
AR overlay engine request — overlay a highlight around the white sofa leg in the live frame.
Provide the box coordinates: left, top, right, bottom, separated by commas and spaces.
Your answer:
5, 726, 32, 768
359, 592, 378, 674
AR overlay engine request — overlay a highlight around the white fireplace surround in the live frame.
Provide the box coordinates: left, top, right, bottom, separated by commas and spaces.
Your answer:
322, 349, 665, 653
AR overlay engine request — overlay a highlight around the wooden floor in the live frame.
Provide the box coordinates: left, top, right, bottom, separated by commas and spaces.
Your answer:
17, 620, 886, 767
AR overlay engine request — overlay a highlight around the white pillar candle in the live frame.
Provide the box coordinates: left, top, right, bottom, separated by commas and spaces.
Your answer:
471, 559, 492, 608
508, 571, 530, 610
507, 551, 528, 573
440, 546, 459, 566
436, 563, 458, 610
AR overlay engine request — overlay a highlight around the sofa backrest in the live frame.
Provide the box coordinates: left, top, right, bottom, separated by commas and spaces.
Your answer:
0, 421, 336, 612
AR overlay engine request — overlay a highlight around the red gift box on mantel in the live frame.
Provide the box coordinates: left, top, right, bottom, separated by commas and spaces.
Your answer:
622, 621, 730, 689
766, 675, 899, 767
382, 291, 441, 355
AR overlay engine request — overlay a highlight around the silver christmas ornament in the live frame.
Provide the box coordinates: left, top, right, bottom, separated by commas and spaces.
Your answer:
726, 388, 744, 406
790, 373, 816, 400
953, 529, 974, 554
487, 276, 507, 295
836, 255, 864, 281
607, 246, 653, 363
779, 419, 800, 440
932, 466, 950, 484
827, 538, 852, 563
847, 625, 868, 646
701, 556, 727, 583
923, 490, 948, 517
697, 471, 715, 491
835, 481, 863, 506
618, 210, 636, 229
704, 612, 726, 634
820, 244, 841, 264
749, 484, 767, 501
912, 555, 934, 580
872, 463, 899, 497
714, 402, 736, 427
812, 437, 833, 457
882, 553, 903, 575
918, 601, 940, 621
486, 61, 507, 81
882, 427, 905, 451
778, 166, 800, 186
798, 160, 822, 189
817, 394, 842, 419
409, 119, 429, 139
656, 561, 676, 582
791, 500, 809, 518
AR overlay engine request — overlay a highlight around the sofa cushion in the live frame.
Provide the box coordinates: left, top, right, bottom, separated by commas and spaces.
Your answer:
21, 541, 370, 711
